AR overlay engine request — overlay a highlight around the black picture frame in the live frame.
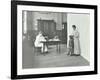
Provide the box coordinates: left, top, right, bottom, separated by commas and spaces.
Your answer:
11, 0, 98, 79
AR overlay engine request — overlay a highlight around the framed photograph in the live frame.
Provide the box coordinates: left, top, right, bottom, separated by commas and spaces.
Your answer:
11, 0, 97, 79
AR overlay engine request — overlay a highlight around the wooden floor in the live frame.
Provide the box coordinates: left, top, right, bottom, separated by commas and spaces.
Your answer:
22, 38, 89, 69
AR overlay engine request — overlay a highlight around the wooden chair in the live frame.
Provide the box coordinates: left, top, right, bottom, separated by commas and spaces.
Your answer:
34, 47, 41, 55
33, 39, 41, 55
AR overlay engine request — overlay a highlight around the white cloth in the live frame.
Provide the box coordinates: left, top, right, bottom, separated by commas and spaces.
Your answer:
34, 34, 48, 52
72, 30, 81, 55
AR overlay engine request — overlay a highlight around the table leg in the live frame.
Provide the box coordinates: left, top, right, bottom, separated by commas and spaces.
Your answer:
58, 43, 60, 53
56, 44, 58, 52
43, 43, 45, 53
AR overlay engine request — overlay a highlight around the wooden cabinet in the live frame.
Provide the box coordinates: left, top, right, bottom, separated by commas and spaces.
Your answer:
37, 19, 56, 39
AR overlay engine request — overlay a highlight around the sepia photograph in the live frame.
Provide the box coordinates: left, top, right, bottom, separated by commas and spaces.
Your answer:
11, 1, 97, 79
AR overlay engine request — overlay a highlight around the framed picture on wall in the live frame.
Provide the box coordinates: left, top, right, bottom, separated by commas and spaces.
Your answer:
11, 0, 97, 79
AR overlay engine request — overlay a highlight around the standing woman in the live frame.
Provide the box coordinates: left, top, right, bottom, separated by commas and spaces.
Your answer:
72, 25, 81, 56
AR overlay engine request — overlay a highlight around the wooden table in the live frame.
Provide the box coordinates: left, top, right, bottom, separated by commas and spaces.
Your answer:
41, 40, 61, 53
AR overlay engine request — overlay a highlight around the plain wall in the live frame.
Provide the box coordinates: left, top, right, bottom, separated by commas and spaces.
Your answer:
67, 13, 90, 62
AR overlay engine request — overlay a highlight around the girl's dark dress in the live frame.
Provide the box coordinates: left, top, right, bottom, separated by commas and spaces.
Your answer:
68, 36, 74, 55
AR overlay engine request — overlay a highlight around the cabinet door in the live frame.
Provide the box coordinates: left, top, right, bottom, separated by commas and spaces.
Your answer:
48, 21, 56, 38
62, 23, 67, 44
